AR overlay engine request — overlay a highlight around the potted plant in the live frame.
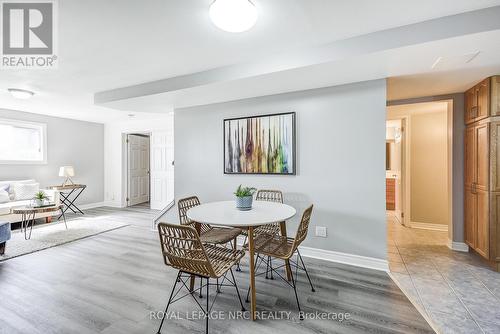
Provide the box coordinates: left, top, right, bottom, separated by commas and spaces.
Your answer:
33, 191, 49, 207
234, 185, 257, 211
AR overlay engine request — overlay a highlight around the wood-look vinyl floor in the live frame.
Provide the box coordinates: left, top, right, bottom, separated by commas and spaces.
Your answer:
0, 207, 434, 334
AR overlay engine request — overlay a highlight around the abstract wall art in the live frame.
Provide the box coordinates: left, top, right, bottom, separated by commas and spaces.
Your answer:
223, 112, 296, 175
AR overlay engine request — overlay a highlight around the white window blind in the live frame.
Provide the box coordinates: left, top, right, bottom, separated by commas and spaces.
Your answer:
0, 118, 46, 163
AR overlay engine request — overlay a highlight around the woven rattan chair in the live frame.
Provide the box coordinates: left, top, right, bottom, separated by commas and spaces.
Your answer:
240, 189, 283, 237
178, 196, 242, 244
157, 222, 245, 334
246, 205, 315, 319
178, 196, 242, 296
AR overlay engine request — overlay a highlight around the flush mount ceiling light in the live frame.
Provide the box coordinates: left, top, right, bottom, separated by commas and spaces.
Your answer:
8, 88, 35, 99
209, 0, 258, 33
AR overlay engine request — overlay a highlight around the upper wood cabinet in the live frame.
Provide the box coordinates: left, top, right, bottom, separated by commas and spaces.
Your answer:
465, 77, 494, 124
492, 76, 500, 117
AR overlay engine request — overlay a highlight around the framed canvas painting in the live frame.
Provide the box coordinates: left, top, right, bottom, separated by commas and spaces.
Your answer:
223, 112, 296, 175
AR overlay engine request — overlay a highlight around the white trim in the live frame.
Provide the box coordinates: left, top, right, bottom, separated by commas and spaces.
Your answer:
447, 239, 469, 252
410, 221, 448, 232
298, 246, 389, 272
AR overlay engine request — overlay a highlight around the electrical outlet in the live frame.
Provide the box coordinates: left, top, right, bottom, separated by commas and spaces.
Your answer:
315, 226, 327, 238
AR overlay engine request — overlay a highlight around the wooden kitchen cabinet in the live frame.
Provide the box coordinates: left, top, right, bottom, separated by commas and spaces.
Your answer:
386, 178, 396, 210
465, 78, 492, 124
464, 76, 500, 271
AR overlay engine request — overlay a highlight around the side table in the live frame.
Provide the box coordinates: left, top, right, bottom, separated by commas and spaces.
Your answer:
49, 184, 86, 220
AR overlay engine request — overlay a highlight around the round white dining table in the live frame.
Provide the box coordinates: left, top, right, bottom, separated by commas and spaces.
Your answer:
186, 200, 296, 227
186, 200, 297, 320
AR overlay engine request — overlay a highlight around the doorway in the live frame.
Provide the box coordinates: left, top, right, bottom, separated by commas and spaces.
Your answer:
127, 134, 150, 207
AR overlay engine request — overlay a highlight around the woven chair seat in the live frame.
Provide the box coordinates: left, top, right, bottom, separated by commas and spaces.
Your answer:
200, 226, 242, 244
204, 244, 245, 277
240, 222, 281, 237
253, 234, 296, 260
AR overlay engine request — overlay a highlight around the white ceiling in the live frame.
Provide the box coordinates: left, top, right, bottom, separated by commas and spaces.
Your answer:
2, 0, 500, 123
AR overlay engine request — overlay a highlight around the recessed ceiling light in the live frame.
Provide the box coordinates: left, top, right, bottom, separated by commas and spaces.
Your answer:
128, 114, 135, 117
209, 0, 258, 33
8, 88, 35, 99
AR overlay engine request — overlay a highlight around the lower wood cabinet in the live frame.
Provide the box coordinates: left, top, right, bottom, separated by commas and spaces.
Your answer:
465, 119, 500, 271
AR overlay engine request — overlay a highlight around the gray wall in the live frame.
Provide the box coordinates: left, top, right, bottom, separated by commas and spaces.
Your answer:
171, 80, 387, 260
387, 93, 465, 243
0, 109, 104, 205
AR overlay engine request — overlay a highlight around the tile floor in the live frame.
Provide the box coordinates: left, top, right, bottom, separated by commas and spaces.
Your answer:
387, 213, 500, 334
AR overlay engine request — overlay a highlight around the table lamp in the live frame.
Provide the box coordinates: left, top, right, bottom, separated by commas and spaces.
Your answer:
59, 166, 75, 186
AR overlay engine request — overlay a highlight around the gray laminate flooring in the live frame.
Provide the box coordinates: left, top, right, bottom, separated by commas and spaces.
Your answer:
0, 207, 434, 334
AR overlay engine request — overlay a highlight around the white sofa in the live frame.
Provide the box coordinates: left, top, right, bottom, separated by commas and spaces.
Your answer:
0, 179, 60, 223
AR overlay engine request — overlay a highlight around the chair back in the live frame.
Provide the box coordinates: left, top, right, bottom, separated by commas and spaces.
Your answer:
291, 205, 314, 254
157, 222, 215, 277
255, 190, 284, 236
177, 196, 211, 233
255, 189, 283, 203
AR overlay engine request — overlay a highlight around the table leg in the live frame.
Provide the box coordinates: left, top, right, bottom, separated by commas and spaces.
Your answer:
189, 222, 202, 293
248, 226, 257, 320
279, 221, 292, 281
25, 212, 35, 240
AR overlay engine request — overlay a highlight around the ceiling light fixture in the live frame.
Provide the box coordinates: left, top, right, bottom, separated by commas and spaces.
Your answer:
8, 88, 35, 99
209, 0, 258, 33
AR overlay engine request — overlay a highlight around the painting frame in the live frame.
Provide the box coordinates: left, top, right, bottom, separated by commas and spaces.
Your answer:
223, 111, 296, 175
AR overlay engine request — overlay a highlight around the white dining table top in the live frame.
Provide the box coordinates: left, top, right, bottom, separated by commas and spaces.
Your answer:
186, 200, 297, 227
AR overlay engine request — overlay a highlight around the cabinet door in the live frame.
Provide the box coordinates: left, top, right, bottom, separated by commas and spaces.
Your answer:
465, 126, 475, 189
476, 79, 490, 121
465, 188, 476, 248
465, 88, 477, 124
476, 123, 490, 191
492, 76, 500, 117
476, 189, 489, 258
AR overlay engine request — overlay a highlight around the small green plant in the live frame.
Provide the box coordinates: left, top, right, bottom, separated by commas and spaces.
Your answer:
34, 191, 48, 201
234, 185, 257, 197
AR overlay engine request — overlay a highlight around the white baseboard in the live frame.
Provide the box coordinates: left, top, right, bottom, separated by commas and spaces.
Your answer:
298, 246, 389, 272
236, 237, 389, 272
447, 239, 469, 252
410, 221, 448, 232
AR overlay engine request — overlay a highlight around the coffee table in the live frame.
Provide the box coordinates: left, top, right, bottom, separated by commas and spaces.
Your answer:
12, 205, 67, 240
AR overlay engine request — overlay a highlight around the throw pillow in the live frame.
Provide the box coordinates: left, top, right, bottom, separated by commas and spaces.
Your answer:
0, 189, 9, 203
13, 183, 40, 201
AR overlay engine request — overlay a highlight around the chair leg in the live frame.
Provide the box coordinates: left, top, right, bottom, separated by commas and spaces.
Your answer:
265, 256, 270, 279
230, 268, 245, 311
289, 268, 303, 320
269, 257, 274, 280
236, 235, 247, 272
297, 250, 316, 292
157, 271, 181, 334
206, 277, 210, 334
216, 278, 221, 293
199, 277, 203, 298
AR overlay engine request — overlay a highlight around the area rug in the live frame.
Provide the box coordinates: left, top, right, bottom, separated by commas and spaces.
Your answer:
0, 216, 129, 261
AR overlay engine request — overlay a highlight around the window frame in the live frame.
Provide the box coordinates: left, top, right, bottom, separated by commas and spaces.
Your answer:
0, 118, 47, 165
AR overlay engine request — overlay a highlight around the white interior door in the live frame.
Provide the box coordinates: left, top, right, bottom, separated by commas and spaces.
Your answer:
150, 131, 172, 210
127, 134, 150, 206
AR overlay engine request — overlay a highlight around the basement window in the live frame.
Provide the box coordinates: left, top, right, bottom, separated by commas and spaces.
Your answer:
0, 118, 47, 164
